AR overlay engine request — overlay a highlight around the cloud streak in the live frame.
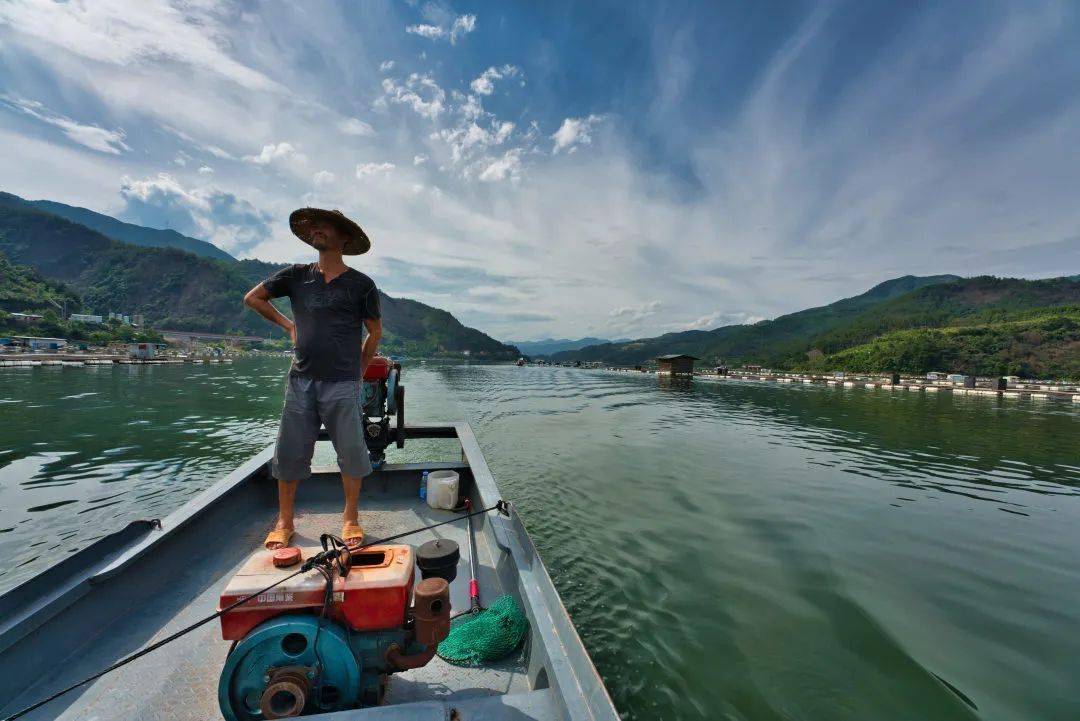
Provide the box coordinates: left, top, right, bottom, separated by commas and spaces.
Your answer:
0, 1, 1076, 342
1, 95, 130, 154
406, 13, 476, 44
0, 0, 280, 91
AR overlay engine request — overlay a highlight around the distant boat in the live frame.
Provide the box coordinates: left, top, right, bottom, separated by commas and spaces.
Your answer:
516, 357, 526, 366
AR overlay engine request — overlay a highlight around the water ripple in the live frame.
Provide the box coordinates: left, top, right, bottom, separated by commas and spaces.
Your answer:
1, 360, 1078, 720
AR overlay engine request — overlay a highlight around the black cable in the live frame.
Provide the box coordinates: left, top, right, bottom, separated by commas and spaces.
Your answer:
311, 564, 334, 710
1, 500, 507, 721
346, 501, 506, 555
1, 567, 308, 721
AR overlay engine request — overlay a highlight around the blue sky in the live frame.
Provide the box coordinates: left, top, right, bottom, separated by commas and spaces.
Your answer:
1, 1, 1078, 341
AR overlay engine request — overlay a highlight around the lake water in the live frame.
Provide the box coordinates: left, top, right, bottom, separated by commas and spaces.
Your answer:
1, 359, 1078, 720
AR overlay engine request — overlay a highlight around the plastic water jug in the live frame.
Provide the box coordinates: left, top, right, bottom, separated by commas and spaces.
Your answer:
426, 470, 460, 510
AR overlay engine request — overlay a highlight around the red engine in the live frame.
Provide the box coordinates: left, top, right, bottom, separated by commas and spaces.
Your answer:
217, 545, 451, 718
218, 545, 414, 640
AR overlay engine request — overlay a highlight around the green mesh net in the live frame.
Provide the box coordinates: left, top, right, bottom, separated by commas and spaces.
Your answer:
436, 595, 529, 666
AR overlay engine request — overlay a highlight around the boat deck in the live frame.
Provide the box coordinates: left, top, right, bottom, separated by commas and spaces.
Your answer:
3, 470, 531, 720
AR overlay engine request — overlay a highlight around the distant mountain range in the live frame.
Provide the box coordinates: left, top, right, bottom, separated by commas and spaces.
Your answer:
508, 337, 630, 356
7, 193, 235, 262
0, 191, 519, 359
4, 188, 1076, 375
549, 274, 1080, 378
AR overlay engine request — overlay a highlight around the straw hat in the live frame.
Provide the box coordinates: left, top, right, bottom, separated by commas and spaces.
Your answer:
288, 208, 370, 255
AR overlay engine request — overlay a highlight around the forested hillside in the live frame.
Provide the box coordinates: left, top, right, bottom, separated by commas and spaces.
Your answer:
0, 195, 518, 358
0, 251, 81, 314
549, 275, 962, 364
818, 308, 1080, 378
549, 275, 1080, 378
1, 192, 235, 262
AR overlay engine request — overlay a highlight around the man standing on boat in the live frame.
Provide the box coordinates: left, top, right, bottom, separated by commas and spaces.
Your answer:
243, 208, 382, 550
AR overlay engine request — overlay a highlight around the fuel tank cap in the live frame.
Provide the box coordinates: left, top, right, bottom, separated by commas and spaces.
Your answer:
272, 546, 302, 568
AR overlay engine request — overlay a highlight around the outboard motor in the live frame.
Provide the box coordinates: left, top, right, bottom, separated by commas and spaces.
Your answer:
361, 357, 405, 468
217, 544, 450, 719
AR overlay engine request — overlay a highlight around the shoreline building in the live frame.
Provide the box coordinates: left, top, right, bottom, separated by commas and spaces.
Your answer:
10, 336, 67, 351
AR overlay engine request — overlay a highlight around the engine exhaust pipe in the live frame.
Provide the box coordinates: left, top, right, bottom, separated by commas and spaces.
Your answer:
386, 577, 450, 671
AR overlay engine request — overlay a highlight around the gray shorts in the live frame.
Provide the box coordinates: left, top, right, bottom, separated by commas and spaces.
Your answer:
271, 374, 373, 481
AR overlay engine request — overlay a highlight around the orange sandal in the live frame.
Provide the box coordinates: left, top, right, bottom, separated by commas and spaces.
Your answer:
342, 521, 364, 547
264, 527, 294, 550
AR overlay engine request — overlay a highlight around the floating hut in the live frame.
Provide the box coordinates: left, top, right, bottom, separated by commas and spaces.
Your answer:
129, 342, 166, 360
656, 354, 699, 376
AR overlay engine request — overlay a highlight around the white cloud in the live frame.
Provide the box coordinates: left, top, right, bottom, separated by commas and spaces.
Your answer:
205, 145, 235, 160
450, 14, 477, 39
120, 173, 205, 211
433, 90, 518, 174
414, 154, 429, 165
552, 115, 603, 154
198, 165, 214, 175
165, 126, 237, 161
603, 300, 667, 336
380, 73, 445, 120
0, 94, 130, 154
405, 13, 476, 44
244, 142, 297, 165
313, 170, 335, 185
470, 65, 519, 96
118, 173, 272, 255
0, 0, 279, 91
478, 149, 523, 183
676, 310, 765, 332
338, 118, 376, 136
610, 300, 662, 321
379, 60, 396, 72
356, 162, 395, 177
405, 23, 444, 39
494, 122, 515, 144
440, 122, 500, 163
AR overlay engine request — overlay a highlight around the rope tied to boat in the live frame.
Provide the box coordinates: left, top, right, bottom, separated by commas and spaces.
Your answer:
0, 500, 510, 721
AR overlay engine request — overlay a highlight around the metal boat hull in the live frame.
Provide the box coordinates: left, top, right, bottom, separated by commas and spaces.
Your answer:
0, 423, 618, 721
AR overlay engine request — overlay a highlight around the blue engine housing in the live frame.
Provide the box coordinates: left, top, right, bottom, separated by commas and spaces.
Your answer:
218, 615, 422, 720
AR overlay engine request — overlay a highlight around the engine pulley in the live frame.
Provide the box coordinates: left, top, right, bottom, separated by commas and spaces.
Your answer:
218, 616, 361, 721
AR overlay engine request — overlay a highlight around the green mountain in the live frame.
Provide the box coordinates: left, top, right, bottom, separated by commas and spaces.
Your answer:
550, 275, 1080, 377
802, 276, 1080, 359
0, 251, 82, 314
549, 275, 961, 364
820, 307, 1080, 379
0, 196, 519, 358
0, 191, 235, 262
0, 251, 163, 345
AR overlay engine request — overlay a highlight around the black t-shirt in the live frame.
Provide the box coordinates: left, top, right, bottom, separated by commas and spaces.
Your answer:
262, 263, 381, 380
